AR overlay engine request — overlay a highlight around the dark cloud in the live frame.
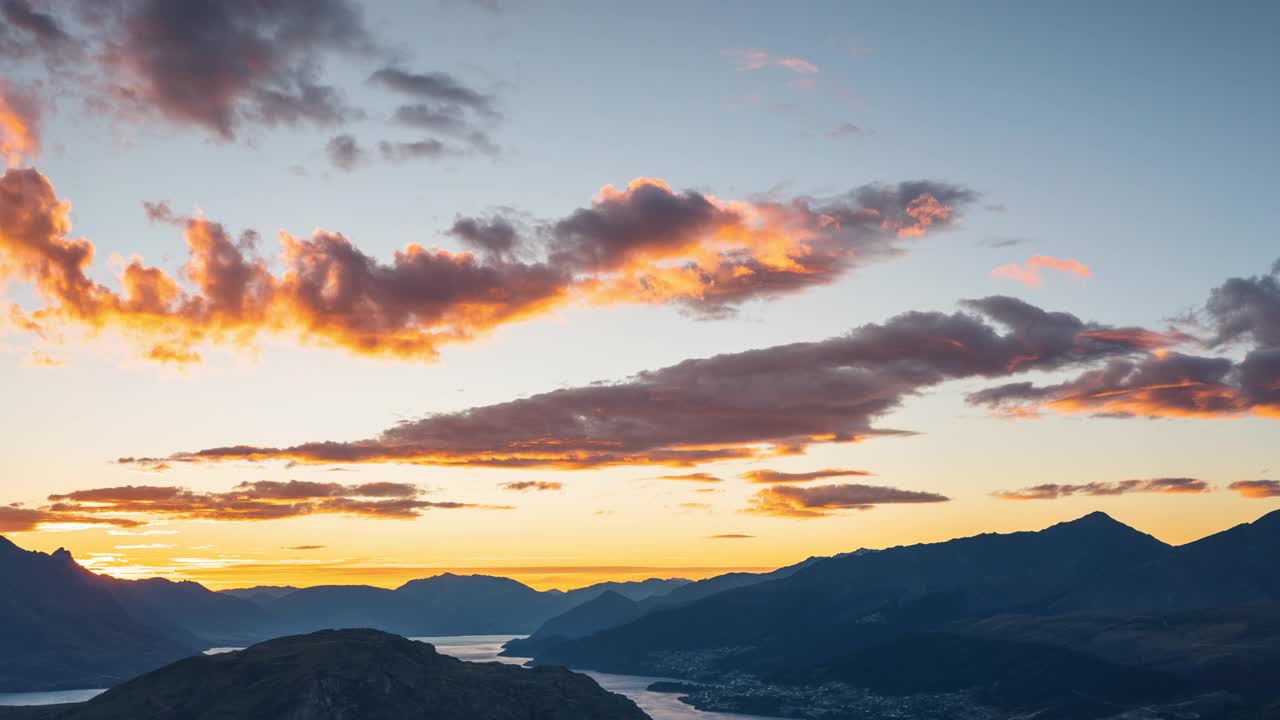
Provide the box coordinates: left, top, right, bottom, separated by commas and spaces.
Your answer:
0, 0, 72, 59
827, 123, 866, 139
983, 237, 1029, 248
438, 0, 504, 14
326, 133, 365, 171
994, 477, 1209, 500
448, 215, 521, 258
145, 293, 1159, 470
378, 137, 451, 162
741, 468, 873, 484
745, 483, 949, 518
89, 0, 373, 140
1228, 480, 1280, 499
369, 68, 496, 116
1203, 263, 1280, 347
366, 68, 500, 161
498, 481, 563, 492
2, 168, 975, 364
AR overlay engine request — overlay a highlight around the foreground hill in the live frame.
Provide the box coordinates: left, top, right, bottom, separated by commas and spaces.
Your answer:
0, 538, 199, 691
0, 630, 649, 720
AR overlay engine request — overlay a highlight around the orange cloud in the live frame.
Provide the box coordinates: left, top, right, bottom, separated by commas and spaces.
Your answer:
0, 169, 975, 364
992, 255, 1092, 286
994, 477, 1209, 500
740, 468, 873, 484
4, 480, 511, 529
0, 83, 40, 167
707, 534, 754, 539
1228, 480, 1280, 498
0, 504, 144, 533
745, 483, 949, 518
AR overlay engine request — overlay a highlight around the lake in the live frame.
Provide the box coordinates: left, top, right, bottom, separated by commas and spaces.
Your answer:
0, 635, 778, 720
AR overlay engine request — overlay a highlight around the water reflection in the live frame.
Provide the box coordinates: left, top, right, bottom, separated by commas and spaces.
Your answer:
411, 635, 779, 720
0, 689, 105, 706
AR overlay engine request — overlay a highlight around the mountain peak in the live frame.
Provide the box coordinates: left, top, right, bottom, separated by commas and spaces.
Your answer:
51, 546, 75, 562
1052, 510, 1129, 532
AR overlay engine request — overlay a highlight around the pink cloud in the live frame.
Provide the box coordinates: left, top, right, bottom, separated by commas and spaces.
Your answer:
992, 255, 1092, 286
724, 49, 819, 74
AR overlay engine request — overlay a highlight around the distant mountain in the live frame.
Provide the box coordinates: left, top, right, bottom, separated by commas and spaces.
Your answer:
246, 574, 698, 639
95, 577, 278, 646
0, 537, 199, 692
532, 512, 1174, 676
0, 630, 650, 720
560, 577, 690, 603
218, 586, 298, 604
505, 554, 826, 658
519, 590, 644, 646
397, 574, 569, 634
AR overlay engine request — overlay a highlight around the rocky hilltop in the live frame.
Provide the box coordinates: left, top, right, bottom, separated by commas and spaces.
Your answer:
0, 629, 649, 720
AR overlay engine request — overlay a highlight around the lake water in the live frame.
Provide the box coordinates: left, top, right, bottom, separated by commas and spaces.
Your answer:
0, 635, 777, 719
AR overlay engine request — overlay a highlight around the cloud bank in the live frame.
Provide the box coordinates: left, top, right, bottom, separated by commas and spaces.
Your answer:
1, 169, 976, 363
131, 293, 1168, 470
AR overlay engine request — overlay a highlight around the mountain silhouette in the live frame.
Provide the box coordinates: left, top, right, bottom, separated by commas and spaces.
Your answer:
0, 630, 649, 720
0, 538, 199, 691
531, 512, 1176, 675
504, 553, 826, 658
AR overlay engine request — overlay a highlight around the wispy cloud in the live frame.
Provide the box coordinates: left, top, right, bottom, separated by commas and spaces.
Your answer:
994, 477, 1209, 500
741, 468, 874, 484
724, 49, 819, 74
498, 481, 563, 492
827, 123, 867, 140
653, 473, 724, 483
992, 255, 1092, 286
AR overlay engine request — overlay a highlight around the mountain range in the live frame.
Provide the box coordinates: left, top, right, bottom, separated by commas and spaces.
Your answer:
0, 536, 698, 690
522, 510, 1280, 718
6, 510, 1280, 718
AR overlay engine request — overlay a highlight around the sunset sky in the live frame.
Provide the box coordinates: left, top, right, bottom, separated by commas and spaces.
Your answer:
1, 0, 1277, 590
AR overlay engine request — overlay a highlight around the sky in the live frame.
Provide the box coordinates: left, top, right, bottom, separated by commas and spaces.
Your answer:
0, 0, 1277, 591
